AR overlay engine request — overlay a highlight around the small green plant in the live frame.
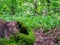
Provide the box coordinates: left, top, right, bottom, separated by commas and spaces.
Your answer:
0, 39, 8, 45
10, 25, 35, 45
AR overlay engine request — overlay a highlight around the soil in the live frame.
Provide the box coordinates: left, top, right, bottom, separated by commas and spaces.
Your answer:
33, 27, 60, 45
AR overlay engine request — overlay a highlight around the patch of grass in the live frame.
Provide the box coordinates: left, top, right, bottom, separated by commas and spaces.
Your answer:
0, 15, 60, 30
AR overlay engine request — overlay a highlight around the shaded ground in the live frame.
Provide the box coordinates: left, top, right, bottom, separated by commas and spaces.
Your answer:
33, 27, 60, 45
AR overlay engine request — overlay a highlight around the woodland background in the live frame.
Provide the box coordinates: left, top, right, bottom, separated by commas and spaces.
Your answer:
0, 0, 60, 45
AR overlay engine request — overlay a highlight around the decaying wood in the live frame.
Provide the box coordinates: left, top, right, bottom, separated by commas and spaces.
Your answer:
0, 19, 18, 39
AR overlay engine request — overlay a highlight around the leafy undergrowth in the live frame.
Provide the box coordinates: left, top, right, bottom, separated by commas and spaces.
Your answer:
34, 27, 60, 45
0, 15, 60, 30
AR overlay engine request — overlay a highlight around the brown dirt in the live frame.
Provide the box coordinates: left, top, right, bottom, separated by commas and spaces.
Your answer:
33, 27, 60, 45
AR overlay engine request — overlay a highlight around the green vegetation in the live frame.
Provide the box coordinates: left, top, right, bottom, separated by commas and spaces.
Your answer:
0, 15, 60, 30
0, 0, 60, 15
0, 0, 60, 45
0, 18, 35, 45
10, 27, 35, 45
0, 15, 60, 45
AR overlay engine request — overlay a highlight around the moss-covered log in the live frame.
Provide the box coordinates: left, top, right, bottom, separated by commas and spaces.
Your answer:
0, 20, 35, 45
10, 21, 35, 45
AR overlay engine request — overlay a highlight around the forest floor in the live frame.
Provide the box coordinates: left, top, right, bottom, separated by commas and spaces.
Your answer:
33, 27, 60, 45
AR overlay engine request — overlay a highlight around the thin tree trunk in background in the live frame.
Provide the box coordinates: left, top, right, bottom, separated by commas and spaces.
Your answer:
10, 0, 16, 15
34, 0, 37, 15
10, 6, 15, 15
42, 0, 50, 15
43, 7, 47, 16
47, 0, 50, 6
41, 1, 47, 16
47, 0, 50, 14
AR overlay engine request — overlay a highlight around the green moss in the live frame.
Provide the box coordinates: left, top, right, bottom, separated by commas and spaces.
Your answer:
0, 39, 8, 45
0, 18, 35, 45
10, 22, 35, 45
9, 43, 17, 45
0, 38, 17, 45
10, 30, 35, 45
18, 40, 28, 45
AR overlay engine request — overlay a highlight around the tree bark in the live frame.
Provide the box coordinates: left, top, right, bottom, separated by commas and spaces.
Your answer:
9, 0, 16, 15
34, 0, 37, 15
10, 6, 15, 15
47, 0, 50, 14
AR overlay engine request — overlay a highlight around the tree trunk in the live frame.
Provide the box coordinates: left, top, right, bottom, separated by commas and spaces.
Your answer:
34, 0, 37, 15
47, 0, 50, 14
10, 6, 15, 15
9, 0, 16, 15
43, 7, 47, 16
